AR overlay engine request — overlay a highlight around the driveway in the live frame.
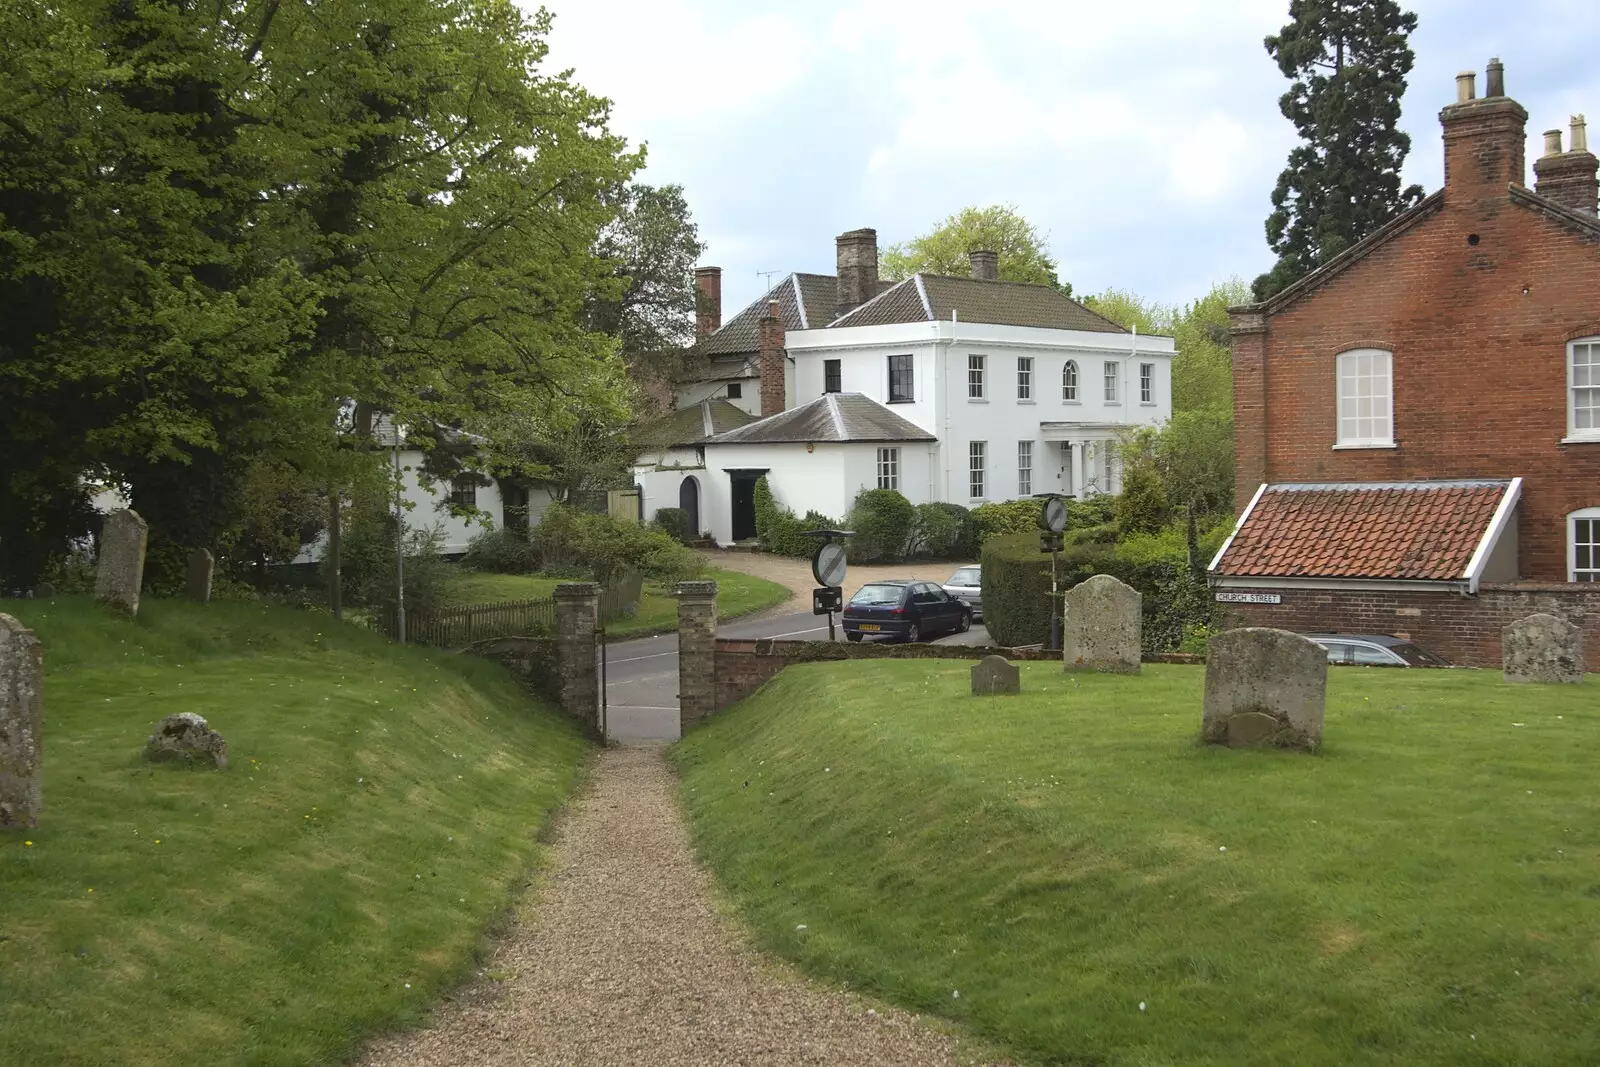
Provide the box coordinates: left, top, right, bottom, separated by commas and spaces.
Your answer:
697, 548, 975, 605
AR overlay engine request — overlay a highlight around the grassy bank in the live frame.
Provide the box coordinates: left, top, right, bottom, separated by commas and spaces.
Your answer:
674, 661, 1600, 1066
441, 566, 791, 638
0, 597, 588, 1067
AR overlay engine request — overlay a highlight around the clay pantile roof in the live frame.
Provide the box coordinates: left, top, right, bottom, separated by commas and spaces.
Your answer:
633, 400, 755, 450
705, 393, 935, 445
829, 274, 1128, 333
1212, 480, 1515, 581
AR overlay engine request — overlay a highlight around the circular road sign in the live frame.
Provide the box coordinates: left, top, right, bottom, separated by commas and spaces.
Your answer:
1041, 496, 1068, 533
812, 541, 848, 588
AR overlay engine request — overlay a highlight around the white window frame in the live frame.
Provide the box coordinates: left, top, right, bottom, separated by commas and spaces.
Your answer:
1567, 337, 1600, 442
968, 440, 986, 500
1016, 356, 1033, 401
1017, 440, 1033, 496
449, 478, 478, 509
1103, 360, 1119, 404
1139, 362, 1154, 404
1062, 360, 1079, 402
968, 354, 986, 399
1570, 507, 1600, 582
1334, 348, 1394, 448
876, 447, 899, 490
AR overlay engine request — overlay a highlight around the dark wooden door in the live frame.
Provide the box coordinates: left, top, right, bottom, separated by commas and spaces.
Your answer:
678, 476, 700, 538
730, 477, 757, 541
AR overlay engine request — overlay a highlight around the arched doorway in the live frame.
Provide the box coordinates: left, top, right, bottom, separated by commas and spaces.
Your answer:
679, 476, 700, 539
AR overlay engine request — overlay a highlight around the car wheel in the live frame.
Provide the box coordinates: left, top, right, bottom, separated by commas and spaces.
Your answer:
905, 621, 920, 644
846, 632, 862, 643
959, 612, 971, 633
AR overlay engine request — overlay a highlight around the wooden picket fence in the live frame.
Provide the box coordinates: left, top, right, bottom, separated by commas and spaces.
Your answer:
368, 570, 645, 648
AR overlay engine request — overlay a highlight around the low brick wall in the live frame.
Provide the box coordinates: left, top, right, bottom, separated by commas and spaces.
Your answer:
712, 638, 1201, 713
464, 636, 562, 706
1221, 584, 1600, 668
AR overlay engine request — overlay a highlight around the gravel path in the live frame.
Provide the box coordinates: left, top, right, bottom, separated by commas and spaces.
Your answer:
362, 745, 990, 1066
698, 549, 976, 604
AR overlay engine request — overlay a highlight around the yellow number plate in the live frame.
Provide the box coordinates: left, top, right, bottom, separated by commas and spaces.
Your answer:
859, 624, 881, 631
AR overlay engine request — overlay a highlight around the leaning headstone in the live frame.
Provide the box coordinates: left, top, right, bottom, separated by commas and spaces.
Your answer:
1062, 574, 1142, 673
1202, 628, 1326, 752
30, 582, 55, 600
1503, 613, 1584, 684
94, 508, 148, 617
184, 548, 214, 604
144, 713, 228, 769
971, 654, 1021, 695
0, 613, 43, 830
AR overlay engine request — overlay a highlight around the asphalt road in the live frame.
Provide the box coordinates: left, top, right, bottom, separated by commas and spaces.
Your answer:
604, 611, 991, 743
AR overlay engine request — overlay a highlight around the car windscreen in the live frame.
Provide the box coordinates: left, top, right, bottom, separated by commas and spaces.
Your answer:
849, 584, 904, 606
1391, 643, 1447, 667
948, 567, 980, 586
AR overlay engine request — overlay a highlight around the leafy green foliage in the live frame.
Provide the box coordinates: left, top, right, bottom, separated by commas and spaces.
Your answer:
971, 499, 1041, 547
881, 205, 1069, 294
1254, 0, 1425, 299
905, 503, 976, 560
978, 532, 1055, 647
653, 507, 692, 544
1114, 459, 1169, 536
460, 528, 539, 574
753, 477, 838, 558
844, 489, 915, 564
531, 502, 702, 585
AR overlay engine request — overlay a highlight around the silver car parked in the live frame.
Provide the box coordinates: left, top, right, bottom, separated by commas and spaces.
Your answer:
941, 565, 982, 619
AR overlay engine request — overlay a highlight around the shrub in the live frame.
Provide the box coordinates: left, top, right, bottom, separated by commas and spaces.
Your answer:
654, 507, 691, 544
753, 477, 837, 557
532, 503, 703, 585
971, 499, 1039, 547
1115, 462, 1169, 536
979, 532, 1057, 647
460, 527, 538, 573
906, 502, 975, 559
845, 489, 914, 563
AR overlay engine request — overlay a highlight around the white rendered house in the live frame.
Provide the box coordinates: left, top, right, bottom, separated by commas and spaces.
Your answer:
643, 230, 1174, 543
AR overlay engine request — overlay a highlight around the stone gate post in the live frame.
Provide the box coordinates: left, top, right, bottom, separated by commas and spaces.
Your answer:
675, 580, 718, 731
554, 582, 600, 733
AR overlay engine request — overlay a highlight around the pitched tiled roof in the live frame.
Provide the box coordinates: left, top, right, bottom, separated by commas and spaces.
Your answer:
705, 393, 935, 445
1211, 480, 1515, 581
633, 399, 755, 449
698, 272, 849, 358
829, 274, 1128, 333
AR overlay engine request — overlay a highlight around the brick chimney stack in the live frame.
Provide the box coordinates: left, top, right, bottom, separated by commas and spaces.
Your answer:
1533, 115, 1598, 216
694, 266, 722, 338
968, 249, 998, 281
834, 228, 879, 321
758, 299, 786, 416
1439, 59, 1528, 201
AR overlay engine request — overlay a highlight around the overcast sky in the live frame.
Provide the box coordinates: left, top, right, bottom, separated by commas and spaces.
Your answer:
531, 0, 1600, 315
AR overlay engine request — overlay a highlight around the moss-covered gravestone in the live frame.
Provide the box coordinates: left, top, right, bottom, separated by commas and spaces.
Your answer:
1202, 628, 1326, 752
94, 508, 148, 617
971, 655, 1020, 695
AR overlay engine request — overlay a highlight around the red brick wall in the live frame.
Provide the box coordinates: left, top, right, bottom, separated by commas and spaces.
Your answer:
1221, 584, 1600, 667
1235, 136, 1600, 581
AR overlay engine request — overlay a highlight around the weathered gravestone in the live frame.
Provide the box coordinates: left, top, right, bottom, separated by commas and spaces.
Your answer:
1062, 574, 1141, 673
1503, 613, 1584, 684
971, 654, 1021, 695
185, 548, 214, 604
1202, 628, 1326, 752
144, 713, 228, 769
94, 508, 148, 617
0, 613, 43, 830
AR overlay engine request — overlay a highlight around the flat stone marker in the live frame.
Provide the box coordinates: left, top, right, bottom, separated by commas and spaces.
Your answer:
1062, 574, 1141, 673
971, 655, 1020, 696
1503, 613, 1583, 684
1202, 627, 1326, 752
94, 508, 148, 617
144, 713, 228, 769
0, 613, 43, 830
185, 548, 214, 603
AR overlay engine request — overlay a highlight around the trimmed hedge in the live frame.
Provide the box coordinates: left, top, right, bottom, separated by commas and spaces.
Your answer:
979, 532, 1057, 647
971, 499, 1039, 547
846, 489, 914, 563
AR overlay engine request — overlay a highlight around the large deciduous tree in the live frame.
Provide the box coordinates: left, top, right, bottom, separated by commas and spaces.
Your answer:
1253, 0, 1425, 300
882, 205, 1069, 294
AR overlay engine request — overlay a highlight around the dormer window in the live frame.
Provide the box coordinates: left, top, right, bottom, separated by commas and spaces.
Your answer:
1335, 348, 1394, 447
1569, 338, 1600, 441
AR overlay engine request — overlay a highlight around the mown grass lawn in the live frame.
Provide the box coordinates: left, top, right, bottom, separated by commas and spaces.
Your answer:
0, 597, 588, 1067
440, 566, 790, 638
674, 661, 1600, 1067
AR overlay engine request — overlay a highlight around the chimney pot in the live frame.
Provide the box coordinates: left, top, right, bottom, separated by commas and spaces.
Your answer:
1485, 57, 1504, 98
834, 228, 879, 321
693, 266, 722, 338
1573, 114, 1589, 154
968, 249, 999, 281
1455, 71, 1476, 103
1543, 129, 1564, 157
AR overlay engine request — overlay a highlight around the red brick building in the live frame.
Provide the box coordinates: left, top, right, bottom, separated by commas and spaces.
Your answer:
1210, 60, 1600, 667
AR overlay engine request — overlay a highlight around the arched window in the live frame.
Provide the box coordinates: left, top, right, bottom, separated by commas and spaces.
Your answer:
1570, 507, 1600, 582
1569, 337, 1600, 441
1062, 360, 1079, 401
1335, 348, 1393, 447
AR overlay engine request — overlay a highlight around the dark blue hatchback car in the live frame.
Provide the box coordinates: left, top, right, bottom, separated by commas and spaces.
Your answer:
841, 579, 971, 643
